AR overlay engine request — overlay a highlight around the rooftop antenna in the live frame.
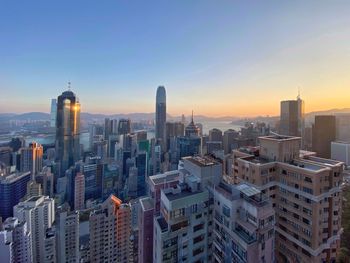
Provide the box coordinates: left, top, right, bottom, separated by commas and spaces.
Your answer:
68, 82, 71, 91
191, 110, 194, 123
297, 87, 301, 100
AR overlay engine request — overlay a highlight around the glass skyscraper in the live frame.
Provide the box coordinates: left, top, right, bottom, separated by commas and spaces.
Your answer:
55, 89, 81, 176
155, 86, 166, 145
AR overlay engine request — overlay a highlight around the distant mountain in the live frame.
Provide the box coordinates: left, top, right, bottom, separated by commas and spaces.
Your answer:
1, 107, 350, 124
305, 108, 350, 123
0, 112, 50, 121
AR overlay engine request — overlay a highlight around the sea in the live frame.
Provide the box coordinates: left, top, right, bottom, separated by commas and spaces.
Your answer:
4, 120, 242, 152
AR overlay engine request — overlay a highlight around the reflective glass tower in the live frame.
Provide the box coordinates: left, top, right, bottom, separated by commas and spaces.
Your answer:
155, 86, 166, 145
55, 87, 81, 176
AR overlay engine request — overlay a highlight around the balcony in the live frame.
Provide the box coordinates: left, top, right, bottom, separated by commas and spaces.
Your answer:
233, 225, 256, 245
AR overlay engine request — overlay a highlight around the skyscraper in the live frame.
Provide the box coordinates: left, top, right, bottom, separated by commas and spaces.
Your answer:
209, 128, 223, 142
0, 171, 31, 219
50, 99, 57, 128
312, 115, 336, 158
185, 111, 200, 137
155, 86, 166, 145
55, 88, 81, 176
74, 172, 85, 210
280, 94, 305, 138
20, 142, 43, 179
118, 119, 131, 135
223, 129, 239, 154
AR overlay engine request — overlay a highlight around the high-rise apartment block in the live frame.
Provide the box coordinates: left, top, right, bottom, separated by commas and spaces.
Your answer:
232, 135, 343, 262
138, 197, 154, 263
89, 195, 131, 263
56, 211, 79, 263
153, 178, 211, 263
74, 172, 85, 210
14, 196, 55, 263
0, 217, 32, 263
212, 182, 275, 263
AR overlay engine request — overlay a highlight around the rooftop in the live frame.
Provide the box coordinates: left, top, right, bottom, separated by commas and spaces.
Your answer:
149, 170, 180, 186
0, 171, 31, 184
237, 184, 261, 197
332, 141, 350, 145
240, 155, 271, 165
307, 156, 344, 167
27, 196, 44, 202
157, 217, 168, 233
164, 187, 203, 201
183, 155, 220, 167
259, 135, 301, 141
140, 197, 154, 211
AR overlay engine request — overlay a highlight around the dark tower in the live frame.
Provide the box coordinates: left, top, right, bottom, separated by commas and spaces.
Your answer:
55, 84, 81, 176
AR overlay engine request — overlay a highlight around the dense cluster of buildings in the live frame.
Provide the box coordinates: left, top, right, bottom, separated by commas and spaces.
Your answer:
0, 86, 347, 263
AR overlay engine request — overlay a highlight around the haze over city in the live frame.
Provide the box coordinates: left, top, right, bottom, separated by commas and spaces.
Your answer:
1, 1, 350, 116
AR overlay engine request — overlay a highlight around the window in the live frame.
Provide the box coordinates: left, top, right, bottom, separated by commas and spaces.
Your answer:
303, 187, 313, 194
222, 205, 230, 217
302, 218, 310, 225
304, 177, 312, 183
193, 223, 204, 232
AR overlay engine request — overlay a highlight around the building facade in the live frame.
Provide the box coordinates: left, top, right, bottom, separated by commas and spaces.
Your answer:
55, 89, 81, 176
232, 135, 343, 263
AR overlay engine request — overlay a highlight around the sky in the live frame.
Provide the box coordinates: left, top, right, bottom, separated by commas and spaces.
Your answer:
1, 1, 350, 117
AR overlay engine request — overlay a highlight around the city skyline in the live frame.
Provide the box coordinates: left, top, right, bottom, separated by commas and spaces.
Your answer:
1, 1, 350, 116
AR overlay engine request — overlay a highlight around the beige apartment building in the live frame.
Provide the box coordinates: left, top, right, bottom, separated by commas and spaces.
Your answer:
232, 135, 343, 263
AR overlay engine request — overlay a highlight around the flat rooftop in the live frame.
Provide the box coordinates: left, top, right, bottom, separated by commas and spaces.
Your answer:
287, 160, 329, 172
332, 141, 350, 145
157, 217, 168, 233
237, 183, 261, 197
164, 188, 203, 201
27, 196, 43, 202
183, 156, 220, 167
259, 135, 301, 141
0, 171, 31, 184
149, 170, 180, 185
307, 156, 343, 166
140, 197, 154, 211
240, 156, 271, 165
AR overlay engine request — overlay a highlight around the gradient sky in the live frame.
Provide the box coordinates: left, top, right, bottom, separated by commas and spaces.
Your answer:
1, 1, 350, 117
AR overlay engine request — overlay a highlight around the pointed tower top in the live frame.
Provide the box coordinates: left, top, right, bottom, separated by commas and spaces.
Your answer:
297, 87, 301, 100
68, 82, 71, 91
191, 110, 194, 123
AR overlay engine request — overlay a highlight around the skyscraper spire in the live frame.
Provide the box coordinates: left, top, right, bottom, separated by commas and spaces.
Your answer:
191, 110, 194, 123
68, 82, 71, 91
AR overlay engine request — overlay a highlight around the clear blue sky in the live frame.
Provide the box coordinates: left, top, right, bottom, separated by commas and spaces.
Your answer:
1, 1, 350, 116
